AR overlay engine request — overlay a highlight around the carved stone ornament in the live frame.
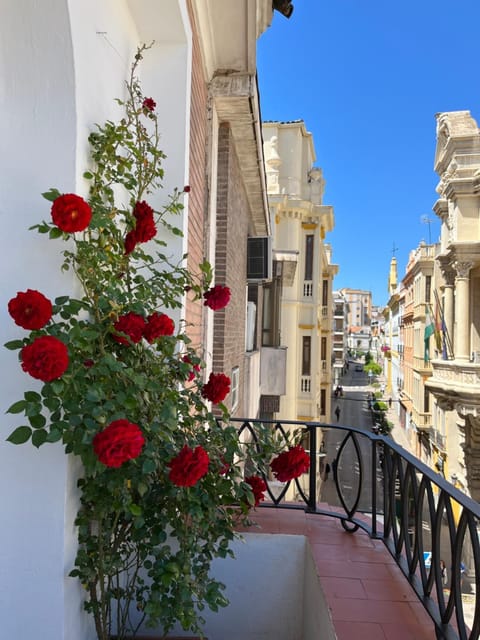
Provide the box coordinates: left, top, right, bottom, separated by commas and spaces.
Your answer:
460, 412, 480, 500
454, 261, 473, 279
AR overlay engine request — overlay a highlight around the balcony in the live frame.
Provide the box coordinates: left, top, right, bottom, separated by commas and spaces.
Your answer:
431, 428, 447, 452
428, 360, 480, 411
319, 305, 331, 326
411, 406, 432, 431
413, 355, 433, 375
231, 419, 480, 640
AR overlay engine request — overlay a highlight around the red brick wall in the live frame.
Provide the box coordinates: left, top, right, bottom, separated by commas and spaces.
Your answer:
213, 123, 251, 415
185, 1, 208, 351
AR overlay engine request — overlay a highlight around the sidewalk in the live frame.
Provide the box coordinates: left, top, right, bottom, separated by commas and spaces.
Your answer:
374, 379, 412, 454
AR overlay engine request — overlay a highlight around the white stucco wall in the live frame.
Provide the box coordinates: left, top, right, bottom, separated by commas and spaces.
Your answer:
0, 1, 191, 637
167, 533, 335, 640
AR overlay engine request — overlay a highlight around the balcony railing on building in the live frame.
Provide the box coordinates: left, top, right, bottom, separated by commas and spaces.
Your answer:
300, 376, 311, 393
431, 428, 447, 452
230, 418, 480, 640
303, 280, 313, 297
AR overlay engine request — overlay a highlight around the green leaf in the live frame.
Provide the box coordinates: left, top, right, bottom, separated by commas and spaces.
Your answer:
7, 426, 32, 444
4, 340, 24, 351
49, 227, 63, 240
6, 400, 26, 414
29, 414, 46, 429
46, 429, 62, 443
54, 296, 70, 305
51, 380, 64, 395
32, 429, 48, 448
129, 504, 142, 516
142, 459, 156, 474
83, 171, 94, 180
41, 188, 61, 202
24, 391, 41, 402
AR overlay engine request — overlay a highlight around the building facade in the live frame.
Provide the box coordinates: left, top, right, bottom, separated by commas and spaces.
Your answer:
262, 121, 337, 423
332, 290, 349, 385
426, 110, 480, 499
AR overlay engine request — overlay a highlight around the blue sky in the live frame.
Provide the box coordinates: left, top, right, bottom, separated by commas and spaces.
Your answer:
257, 0, 480, 307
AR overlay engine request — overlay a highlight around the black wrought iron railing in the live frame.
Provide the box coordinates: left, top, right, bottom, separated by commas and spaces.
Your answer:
231, 418, 480, 640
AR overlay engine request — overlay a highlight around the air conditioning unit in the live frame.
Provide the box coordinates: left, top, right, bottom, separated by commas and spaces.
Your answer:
247, 236, 272, 281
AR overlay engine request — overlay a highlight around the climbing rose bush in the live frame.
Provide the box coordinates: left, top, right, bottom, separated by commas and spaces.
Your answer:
4, 46, 282, 640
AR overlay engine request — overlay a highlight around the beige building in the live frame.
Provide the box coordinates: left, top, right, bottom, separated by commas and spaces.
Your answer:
340, 288, 372, 332
397, 242, 438, 461
332, 291, 348, 384
426, 110, 480, 499
262, 121, 337, 423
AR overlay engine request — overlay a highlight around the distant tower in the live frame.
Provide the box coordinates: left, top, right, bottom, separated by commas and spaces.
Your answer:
388, 256, 397, 296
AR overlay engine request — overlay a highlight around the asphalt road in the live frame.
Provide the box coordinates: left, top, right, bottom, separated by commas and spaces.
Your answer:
320, 361, 379, 510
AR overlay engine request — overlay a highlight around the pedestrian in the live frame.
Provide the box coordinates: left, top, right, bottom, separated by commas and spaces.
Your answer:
324, 462, 331, 480
440, 559, 448, 586
388, 397, 392, 408
335, 405, 341, 422
381, 383, 386, 394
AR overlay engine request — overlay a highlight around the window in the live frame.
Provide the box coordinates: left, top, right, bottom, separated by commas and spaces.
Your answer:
322, 279, 328, 306
304, 235, 314, 280
321, 336, 327, 361
231, 367, 240, 412
424, 387, 430, 414
247, 237, 270, 280
320, 389, 326, 415
425, 275, 431, 303
262, 274, 282, 347
302, 336, 311, 375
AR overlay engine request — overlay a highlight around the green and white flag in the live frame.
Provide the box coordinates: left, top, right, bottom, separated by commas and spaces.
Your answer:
424, 308, 435, 362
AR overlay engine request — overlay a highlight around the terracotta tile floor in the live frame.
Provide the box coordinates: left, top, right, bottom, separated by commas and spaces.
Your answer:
238, 506, 436, 640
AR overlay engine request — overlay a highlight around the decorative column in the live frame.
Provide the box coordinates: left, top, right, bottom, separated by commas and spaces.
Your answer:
442, 268, 455, 357
454, 261, 473, 361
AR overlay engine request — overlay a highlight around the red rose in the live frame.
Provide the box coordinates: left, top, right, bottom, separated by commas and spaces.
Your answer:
143, 312, 175, 343
142, 97, 156, 112
8, 289, 52, 330
183, 185, 191, 193
133, 200, 157, 243
51, 193, 92, 233
203, 285, 231, 311
201, 372, 230, 404
182, 355, 201, 382
124, 230, 137, 255
21, 335, 69, 382
245, 475, 267, 507
124, 201, 157, 254
93, 419, 145, 468
168, 445, 210, 487
113, 312, 146, 345
270, 445, 310, 482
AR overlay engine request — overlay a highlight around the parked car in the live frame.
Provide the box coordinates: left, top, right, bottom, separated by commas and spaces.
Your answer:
355, 364, 363, 372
